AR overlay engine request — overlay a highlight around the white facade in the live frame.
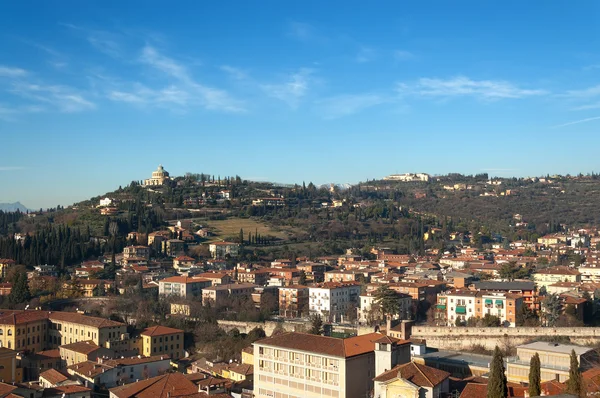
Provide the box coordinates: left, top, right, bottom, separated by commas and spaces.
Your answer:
208, 242, 240, 259
358, 294, 412, 324
309, 284, 361, 323
99, 198, 113, 207
383, 173, 430, 182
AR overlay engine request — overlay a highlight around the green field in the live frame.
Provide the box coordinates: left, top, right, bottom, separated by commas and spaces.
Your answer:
202, 217, 300, 241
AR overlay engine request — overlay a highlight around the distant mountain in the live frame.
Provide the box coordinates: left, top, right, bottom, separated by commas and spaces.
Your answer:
319, 183, 353, 191
0, 202, 29, 212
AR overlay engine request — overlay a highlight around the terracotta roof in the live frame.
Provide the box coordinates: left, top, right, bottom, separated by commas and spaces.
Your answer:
0, 310, 122, 328
60, 340, 100, 355
141, 325, 184, 337
0, 383, 17, 396
160, 276, 211, 284
459, 383, 487, 398
110, 372, 200, 398
536, 266, 580, 276
42, 385, 92, 396
256, 332, 383, 358
39, 368, 69, 385
373, 362, 450, 387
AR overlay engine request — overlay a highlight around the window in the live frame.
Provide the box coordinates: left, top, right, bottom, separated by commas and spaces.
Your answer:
7, 330, 10, 336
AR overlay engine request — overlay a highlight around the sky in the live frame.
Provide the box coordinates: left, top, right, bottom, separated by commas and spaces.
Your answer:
2, 1, 600, 208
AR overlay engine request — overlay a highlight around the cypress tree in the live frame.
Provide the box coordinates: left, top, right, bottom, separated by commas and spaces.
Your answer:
487, 346, 507, 398
566, 349, 583, 397
529, 353, 541, 397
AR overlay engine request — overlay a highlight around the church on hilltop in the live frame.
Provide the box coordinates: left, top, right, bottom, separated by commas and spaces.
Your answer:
144, 164, 171, 186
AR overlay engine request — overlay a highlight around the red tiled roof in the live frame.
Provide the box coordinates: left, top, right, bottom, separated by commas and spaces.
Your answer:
109, 372, 200, 398
141, 325, 184, 337
373, 362, 450, 387
39, 368, 69, 385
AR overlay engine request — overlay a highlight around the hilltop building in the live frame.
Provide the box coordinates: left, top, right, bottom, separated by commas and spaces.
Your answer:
144, 165, 170, 186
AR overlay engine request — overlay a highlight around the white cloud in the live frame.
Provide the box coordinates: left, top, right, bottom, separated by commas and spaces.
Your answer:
10, 82, 95, 112
288, 22, 316, 42
316, 93, 387, 119
261, 68, 313, 109
137, 45, 244, 112
356, 47, 376, 63
62, 23, 122, 58
398, 76, 546, 99
0, 66, 27, 78
221, 65, 247, 80
552, 116, 600, 128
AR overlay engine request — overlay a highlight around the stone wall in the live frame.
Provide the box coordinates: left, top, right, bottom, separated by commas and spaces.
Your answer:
410, 326, 600, 351
217, 320, 307, 336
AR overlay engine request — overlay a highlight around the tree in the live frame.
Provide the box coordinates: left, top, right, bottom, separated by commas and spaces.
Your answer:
298, 271, 307, 286
565, 349, 584, 397
487, 346, 507, 398
9, 271, 30, 304
543, 294, 562, 326
374, 285, 401, 321
516, 304, 540, 327
308, 314, 323, 335
529, 353, 541, 397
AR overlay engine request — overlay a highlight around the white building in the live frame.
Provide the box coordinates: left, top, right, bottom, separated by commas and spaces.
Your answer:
253, 332, 410, 398
309, 282, 361, 323
99, 198, 113, 207
358, 291, 413, 324
383, 173, 430, 182
208, 241, 240, 259
144, 164, 170, 186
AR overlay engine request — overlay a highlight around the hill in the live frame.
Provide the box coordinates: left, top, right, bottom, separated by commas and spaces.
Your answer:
0, 202, 29, 212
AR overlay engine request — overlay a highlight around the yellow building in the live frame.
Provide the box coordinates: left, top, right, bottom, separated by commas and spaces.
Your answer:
140, 326, 184, 360
59, 340, 114, 367
0, 259, 15, 280
0, 310, 126, 353
170, 303, 191, 316
144, 164, 170, 186
241, 346, 254, 365
0, 347, 21, 383
373, 362, 450, 398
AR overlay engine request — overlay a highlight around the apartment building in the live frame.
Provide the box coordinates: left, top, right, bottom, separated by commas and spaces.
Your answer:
358, 291, 412, 324
140, 326, 184, 360
201, 283, 257, 307
68, 355, 171, 390
279, 285, 309, 318
59, 340, 115, 367
208, 241, 240, 258
533, 266, 581, 288
507, 342, 598, 383
122, 246, 150, 260
471, 280, 539, 310
436, 290, 524, 327
158, 276, 212, 298
309, 282, 361, 323
172, 256, 196, 272
253, 332, 410, 398
578, 264, 600, 283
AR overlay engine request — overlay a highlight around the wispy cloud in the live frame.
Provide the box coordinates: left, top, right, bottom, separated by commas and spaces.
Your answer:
261, 68, 313, 109
288, 22, 317, 42
10, 82, 95, 112
398, 76, 547, 100
356, 47, 376, 63
0, 66, 27, 78
103, 45, 245, 112
62, 23, 122, 58
316, 93, 388, 119
0, 166, 26, 171
220, 65, 247, 80
552, 116, 600, 128
393, 50, 414, 61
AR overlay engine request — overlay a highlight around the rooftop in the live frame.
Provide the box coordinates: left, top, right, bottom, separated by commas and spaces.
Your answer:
373, 362, 450, 387
141, 325, 184, 337
518, 341, 593, 356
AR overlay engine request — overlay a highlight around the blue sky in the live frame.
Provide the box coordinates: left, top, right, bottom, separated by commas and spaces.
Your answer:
2, 1, 600, 208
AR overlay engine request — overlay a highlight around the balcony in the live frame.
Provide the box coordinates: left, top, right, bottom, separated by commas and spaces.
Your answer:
455, 306, 467, 314
436, 304, 446, 310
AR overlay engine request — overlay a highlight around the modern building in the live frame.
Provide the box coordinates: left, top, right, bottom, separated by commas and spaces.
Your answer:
158, 276, 212, 298
507, 342, 598, 383
253, 332, 410, 398
144, 164, 170, 186
358, 291, 412, 324
309, 282, 361, 323
208, 241, 240, 259
471, 280, 539, 310
140, 326, 184, 360
201, 283, 257, 307
279, 285, 309, 318
436, 290, 524, 327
